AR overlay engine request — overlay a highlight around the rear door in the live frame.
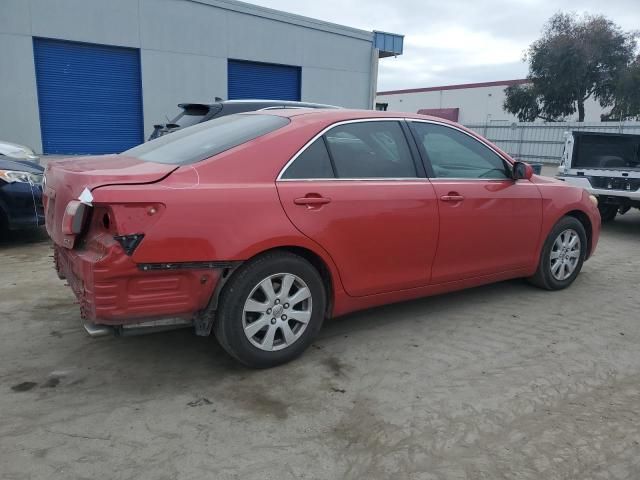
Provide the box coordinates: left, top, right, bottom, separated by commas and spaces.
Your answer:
277, 120, 439, 297
409, 121, 542, 283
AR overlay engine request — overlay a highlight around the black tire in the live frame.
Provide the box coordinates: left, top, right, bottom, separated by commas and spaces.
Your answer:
598, 203, 618, 223
528, 216, 587, 290
0, 208, 8, 241
214, 251, 326, 368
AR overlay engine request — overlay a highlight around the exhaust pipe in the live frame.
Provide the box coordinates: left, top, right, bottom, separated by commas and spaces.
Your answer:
83, 321, 113, 337
118, 317, 192, 336
83, 318, 192, 338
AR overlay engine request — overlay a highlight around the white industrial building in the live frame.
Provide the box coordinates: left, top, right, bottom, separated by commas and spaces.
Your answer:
376, 79, 607, 124
1, 0, 403, 155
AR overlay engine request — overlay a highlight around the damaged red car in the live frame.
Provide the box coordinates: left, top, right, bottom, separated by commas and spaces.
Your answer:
44, 109, 600, 368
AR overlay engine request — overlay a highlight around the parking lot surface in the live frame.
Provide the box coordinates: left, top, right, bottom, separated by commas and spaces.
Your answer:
2, 192, 640, 479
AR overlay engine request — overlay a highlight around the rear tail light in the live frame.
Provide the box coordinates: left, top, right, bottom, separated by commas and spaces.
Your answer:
61, 200, 164, 253
61, 200, 90, 235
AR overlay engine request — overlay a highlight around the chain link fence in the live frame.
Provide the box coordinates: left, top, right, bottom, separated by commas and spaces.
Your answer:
464, 121, 640, 164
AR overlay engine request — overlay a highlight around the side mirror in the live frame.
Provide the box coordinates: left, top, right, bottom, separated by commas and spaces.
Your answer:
512, 161, 534, 180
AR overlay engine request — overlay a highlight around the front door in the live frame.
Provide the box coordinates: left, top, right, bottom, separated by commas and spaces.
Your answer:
277, 120, 439, 297
409, 121, 542, 283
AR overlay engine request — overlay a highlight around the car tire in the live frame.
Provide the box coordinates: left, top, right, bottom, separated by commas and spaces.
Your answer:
528, 216, 587, 291
598, 203, 618, 223
0, 208, 8, 241
214, 251, 326, 368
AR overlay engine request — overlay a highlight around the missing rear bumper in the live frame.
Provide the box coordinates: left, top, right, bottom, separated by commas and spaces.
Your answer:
53, 244, 225, 325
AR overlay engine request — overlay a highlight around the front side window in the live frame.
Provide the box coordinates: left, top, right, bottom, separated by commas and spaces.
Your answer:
281, 138, 335, 179
411, 122, 509, 179
124, 114, 289, 165
324, 121, 417, 178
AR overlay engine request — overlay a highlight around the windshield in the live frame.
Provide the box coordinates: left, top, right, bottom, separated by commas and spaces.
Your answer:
125, 114, 290, 165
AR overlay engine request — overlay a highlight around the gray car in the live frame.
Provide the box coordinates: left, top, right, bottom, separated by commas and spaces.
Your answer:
149, 99, 341, 140
0, 140, 40, 165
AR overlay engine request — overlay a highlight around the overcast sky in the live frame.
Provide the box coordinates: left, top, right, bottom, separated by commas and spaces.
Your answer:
250, 0, 640, 91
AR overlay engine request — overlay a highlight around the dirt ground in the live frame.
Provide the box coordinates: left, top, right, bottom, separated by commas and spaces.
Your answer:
2, 176, 640, 479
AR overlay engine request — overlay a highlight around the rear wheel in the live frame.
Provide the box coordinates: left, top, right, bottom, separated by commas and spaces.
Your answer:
528, 216, 587, 290
214, 251, 326, 368
598, 203, 618, 222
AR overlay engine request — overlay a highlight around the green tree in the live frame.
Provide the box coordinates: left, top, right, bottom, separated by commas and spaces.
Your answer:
604, 56, 640, 120
504, 13, 638, 122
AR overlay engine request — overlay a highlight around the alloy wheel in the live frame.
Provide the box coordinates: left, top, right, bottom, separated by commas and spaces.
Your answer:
242, 273, 313, 351
550, 228, 581, 281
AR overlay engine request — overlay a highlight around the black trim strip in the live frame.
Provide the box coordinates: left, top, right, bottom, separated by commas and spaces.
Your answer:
400, 120, 427, 178
138, 261, 238, 272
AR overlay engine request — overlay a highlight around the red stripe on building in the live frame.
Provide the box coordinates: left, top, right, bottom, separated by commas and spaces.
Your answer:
377, 79, 529, 96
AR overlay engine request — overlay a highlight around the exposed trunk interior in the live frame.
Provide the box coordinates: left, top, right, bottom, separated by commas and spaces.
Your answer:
572, 133, 640, 170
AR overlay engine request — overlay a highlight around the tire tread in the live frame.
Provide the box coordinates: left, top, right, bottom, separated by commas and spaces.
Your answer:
213, 250, 325, 368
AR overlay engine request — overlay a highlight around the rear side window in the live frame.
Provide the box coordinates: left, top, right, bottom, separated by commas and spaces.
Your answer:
124, 114, 289, 165
281, 138, 335, 179
324, 121, 417, 178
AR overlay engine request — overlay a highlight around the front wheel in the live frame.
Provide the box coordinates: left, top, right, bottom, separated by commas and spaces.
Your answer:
214, 251, 326, 368
528, 216, 587, 290
0, 208, 8, 241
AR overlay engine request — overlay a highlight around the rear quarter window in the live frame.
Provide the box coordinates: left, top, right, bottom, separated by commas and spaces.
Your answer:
124, 114, 289, 165
281, 138, 335, 179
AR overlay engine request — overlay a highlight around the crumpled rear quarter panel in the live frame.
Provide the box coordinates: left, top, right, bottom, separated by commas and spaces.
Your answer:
54, 241, 219, 325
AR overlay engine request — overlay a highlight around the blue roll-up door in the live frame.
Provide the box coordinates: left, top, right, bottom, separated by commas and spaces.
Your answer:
33, 38, 143, 155
228, 60, 301, 101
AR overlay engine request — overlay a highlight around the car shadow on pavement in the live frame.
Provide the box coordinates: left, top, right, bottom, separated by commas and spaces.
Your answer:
32, 279, 527, 398
601, 211, 640, 237
318, 278, 530, 342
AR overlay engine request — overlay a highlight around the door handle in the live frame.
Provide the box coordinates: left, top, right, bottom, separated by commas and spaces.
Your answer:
294, 195, 331, 206
440, 193, 465, 202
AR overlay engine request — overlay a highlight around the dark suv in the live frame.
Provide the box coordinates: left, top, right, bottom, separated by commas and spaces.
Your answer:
149, 99, 341, 140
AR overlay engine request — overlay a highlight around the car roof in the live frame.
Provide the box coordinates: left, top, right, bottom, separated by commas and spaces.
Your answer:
178, 100, 341, 109
244, 108, 516, 163
248, 108, 460, 126
222, 99, 340, 108
0, 156, 43, 173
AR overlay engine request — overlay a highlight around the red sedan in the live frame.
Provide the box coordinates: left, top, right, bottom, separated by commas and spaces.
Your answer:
44, 109, 600, 368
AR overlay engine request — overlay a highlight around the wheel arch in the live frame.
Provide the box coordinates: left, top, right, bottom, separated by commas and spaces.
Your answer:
273, 245, 335, 318
242, 245, 336, 319
207, 243, 340, 322
564, 209, 593, 259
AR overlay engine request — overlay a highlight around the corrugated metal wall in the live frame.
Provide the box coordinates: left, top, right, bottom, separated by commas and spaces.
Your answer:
228, 60, 301, 101
464, 122, 640, 164
33, 38, 144, 155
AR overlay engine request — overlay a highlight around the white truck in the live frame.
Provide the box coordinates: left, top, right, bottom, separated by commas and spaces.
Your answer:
557, 131, 640, 222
